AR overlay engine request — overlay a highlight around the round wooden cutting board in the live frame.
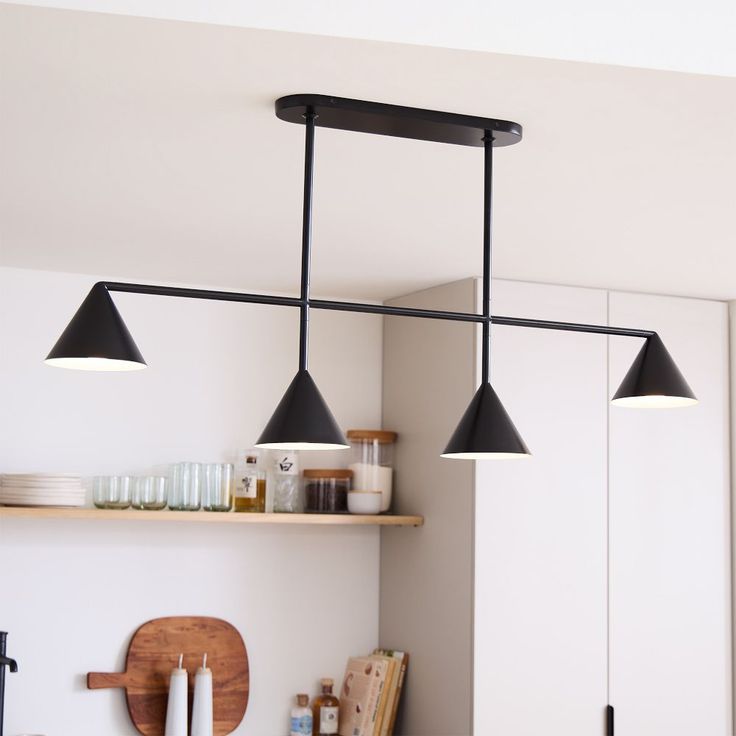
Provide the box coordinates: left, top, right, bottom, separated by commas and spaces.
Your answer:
87, 616, 249, 735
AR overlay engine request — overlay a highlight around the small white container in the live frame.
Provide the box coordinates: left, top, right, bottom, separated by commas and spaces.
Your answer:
347, 490, 382, 515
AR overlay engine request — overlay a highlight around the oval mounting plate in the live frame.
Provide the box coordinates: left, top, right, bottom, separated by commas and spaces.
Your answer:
275, 94, 522, 148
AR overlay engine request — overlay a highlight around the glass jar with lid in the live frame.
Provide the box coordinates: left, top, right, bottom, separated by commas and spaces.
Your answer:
303, 469, 353, 513
347, 430, 397, 513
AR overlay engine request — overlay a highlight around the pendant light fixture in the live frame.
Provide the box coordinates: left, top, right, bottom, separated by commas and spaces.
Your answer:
45, 282, 146, 371
441, 131, 530, 459
611, 333, 697, 408
44, 94, 696, 458
254, 108, 347, 451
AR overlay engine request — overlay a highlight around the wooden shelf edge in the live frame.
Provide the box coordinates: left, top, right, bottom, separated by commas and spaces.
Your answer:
0, 506, 424, 527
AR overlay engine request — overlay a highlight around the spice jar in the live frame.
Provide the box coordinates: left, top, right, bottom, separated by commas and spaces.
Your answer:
347, 430, 397, 513
303, 469, 353, 513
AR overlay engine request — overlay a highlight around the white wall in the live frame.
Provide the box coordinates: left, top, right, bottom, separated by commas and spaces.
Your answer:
380, 280, 477, 736
0, 266, 384, 736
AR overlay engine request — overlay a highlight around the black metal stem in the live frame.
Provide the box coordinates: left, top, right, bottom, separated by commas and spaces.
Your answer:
101, 282, 654, 339
481, 131, 493, 385
0, 632, 19, 736
299, 110, 316, 371
0, 631, 6, 736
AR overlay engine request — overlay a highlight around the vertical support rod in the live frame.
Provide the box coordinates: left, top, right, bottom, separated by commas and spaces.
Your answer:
299, 109, 317, 371
0, 633, 4, 736
606, 705, 614, 736
481, 131, 494, 385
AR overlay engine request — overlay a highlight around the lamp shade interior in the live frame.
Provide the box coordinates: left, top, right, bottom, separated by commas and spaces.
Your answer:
611, 333, 696, 408
45, 283, 146, 371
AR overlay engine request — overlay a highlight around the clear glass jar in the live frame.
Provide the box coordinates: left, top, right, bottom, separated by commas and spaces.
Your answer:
202, 463, 233, 512
271, 451, 301, 513
347, 430, 397, 513
131, 476, 168, 510
303, 469, 352, 513
93, 475, 133, 509
168, 462, 202, 511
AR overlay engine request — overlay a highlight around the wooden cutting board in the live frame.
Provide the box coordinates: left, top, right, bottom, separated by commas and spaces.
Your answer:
87, 616, 249, 736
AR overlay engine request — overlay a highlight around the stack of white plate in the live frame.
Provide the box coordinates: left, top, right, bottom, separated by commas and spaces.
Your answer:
0, 474, 86, 507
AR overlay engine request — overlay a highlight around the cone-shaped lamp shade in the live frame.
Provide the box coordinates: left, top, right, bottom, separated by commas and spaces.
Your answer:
441, 382, 530, 459
255, 369, 349, 450
45, 284, 146, 371
611, 333, 697, 408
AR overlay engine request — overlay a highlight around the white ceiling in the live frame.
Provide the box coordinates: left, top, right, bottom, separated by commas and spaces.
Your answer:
1, 3, 736, 301
7, 0, 736, 78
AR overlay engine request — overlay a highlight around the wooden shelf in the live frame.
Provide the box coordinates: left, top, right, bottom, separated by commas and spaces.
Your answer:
0, 506, 424, 527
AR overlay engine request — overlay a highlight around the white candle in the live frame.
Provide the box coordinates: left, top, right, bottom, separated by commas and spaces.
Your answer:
164, 654, 188, 736
191, 653, 214, 736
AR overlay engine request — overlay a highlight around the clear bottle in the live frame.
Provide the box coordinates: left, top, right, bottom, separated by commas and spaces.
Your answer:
311, 678, 339, 736
233, 452, 266, 512
272, 451, 301, 513
290, 693, 313, 736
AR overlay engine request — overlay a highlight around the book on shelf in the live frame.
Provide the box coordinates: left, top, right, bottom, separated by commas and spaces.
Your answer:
338, 648, 409, 736
372, 649, 408, 736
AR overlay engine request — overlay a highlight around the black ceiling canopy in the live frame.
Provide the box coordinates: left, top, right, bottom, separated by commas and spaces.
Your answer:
275, 94, 523, 148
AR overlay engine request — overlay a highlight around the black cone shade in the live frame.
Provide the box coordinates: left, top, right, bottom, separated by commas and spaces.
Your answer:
45, 283, 146, 371
255, 369, 349, 450
442, 382, 530, 459
611, 333, 697, 408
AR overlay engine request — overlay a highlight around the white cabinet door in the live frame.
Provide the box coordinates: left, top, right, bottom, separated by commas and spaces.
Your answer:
608, 292, 731, 735
475, 280, 608, 735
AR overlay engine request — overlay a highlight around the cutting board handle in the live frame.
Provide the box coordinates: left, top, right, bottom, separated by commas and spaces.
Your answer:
87, 671, 130, 690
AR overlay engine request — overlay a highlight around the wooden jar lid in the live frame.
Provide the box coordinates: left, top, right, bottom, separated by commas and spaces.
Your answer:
303, 468, 354, 479
346, 429, 398, 444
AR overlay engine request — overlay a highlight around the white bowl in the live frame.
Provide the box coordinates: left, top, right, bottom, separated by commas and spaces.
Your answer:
347, 491, 382, 515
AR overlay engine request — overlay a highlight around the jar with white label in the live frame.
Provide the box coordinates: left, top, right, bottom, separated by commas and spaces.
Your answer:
271, 451, 301, 513
233, 451, 266, 512
347, 430, 397, 513
311, 678, 339, 736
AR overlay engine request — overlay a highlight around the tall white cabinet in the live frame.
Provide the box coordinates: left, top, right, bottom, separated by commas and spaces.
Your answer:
474, 280, 609, 735
608, 292, 731, 735
380, 279, 731, 736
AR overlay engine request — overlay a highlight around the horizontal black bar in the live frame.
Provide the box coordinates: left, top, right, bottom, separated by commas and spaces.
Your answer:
102, 282, 653, 340
275, 94, 522, 148
492, 315, 654, 339
103, 281, 303, 309
310, 298, 485, 323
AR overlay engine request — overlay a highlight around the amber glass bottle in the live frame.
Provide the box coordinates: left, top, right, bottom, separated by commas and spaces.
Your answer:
233, 455, 266, 512
311, 678, 339, 736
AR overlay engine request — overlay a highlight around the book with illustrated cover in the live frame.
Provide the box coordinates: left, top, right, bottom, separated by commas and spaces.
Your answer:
339, 656, 390, 736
